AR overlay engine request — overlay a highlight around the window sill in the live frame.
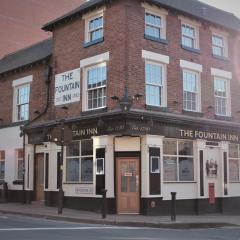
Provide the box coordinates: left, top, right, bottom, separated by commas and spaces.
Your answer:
11, 120, 29, 126
81, 107, 107, 116
145, 105, 169, 112
83, 37, 104, 48
214, 115, 233, 121
182, 110, 203, 117
229, 181, 240, 183
144, 34, 167, 45
181, 45, 200, 54
12, 180, 23, 185
212, 54, 229, 62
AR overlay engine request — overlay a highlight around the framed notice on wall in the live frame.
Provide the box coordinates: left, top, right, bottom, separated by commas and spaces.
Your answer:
55, 68, 80, 106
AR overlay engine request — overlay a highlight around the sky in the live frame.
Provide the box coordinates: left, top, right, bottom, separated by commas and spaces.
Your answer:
200, 0, 240, 18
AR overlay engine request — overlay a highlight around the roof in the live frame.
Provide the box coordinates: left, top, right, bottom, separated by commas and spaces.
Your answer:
42, 0, 240, 32
0, 38, 52, 75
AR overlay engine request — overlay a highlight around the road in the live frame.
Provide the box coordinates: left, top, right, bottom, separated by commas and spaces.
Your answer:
0, 214, 240, 240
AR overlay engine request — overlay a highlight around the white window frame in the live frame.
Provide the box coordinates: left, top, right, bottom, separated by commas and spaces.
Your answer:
65, 140, 94, 183
96, 158, 105, 175
211, 68, 232, 117
179, 16, 200, 50
211, 28, 228, 58
83, 8, 105, 43
80, 52, 110, 112
182, 69, 201, 112
150, 156, 160, 174
15, 149, 24, 181
0, 150, 5, 180
85, 62, 107, 111
142, 50, 169, 108
163, 139, 195, 182
145, 60, 166, 107
142, 2, 168, 40
12, 75, 32, 123
180, 60, 202, 113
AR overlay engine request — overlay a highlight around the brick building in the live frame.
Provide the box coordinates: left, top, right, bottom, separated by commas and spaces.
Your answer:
0, 0, 240, 215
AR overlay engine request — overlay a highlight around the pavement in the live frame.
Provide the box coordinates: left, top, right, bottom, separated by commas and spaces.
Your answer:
0, 202, 239, 229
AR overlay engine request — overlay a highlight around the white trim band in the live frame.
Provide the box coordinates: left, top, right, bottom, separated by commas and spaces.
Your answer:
80, 52, 110, 68
142, 50, 170, 64
12, 75, 33, 87
180, 60, 203, 72
211, 68, 232, 79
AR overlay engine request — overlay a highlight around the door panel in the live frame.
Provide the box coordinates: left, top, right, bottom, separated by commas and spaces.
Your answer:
35, 153, 44, 201
117, 157, 140, 214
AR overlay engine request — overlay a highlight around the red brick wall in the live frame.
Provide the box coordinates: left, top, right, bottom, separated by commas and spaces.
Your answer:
1, 0, 240, 127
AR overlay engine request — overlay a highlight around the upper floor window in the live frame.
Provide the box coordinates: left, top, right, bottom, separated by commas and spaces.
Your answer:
180, 17, 200, 50
145, 61, 166, 107
80, 52, 110, 112
212, 31, 228, 58
0, 150, 5, 180
143, 3, 167, 41
183, 70, 200, 112
88, 16, 103, 42
84, 8, 104, 45
214, 78, 229, 116
16, 85, 30, 121
12, 75, 32, 122
86, 63, 107, 110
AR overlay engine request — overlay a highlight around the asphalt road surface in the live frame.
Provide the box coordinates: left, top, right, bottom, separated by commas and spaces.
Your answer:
0, 214, 240, 240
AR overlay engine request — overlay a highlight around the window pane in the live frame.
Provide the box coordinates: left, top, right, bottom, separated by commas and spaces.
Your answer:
81, 139, 93, 156
178, 140, 193, 155
81, 157, 93, 182
163, 157, 177, 181
151, 157, 160, 173
17, 159, 24, 180
96, 158, 104, 175
229, 144, 239, 158
229, 159, 240, 181
179, 157, 194, 181
66, 142, 79, 156
66, 158, 79, 182
0, 161, 5, 179
163, 139, 177, 155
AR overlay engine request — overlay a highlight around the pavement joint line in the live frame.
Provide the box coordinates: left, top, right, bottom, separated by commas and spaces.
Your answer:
0, 209, 238, 230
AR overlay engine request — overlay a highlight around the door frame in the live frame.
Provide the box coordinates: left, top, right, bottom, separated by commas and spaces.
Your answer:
114, 151, 141, 214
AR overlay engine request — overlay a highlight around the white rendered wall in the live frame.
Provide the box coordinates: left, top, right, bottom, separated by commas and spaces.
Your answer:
0, 126, 23, 190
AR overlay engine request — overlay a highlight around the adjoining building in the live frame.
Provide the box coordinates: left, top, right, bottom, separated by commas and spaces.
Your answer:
1, 0, 240, 215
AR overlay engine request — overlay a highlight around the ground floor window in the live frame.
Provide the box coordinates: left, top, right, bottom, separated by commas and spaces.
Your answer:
0, 150, 5, 180
66, 139, 93, 183
229, 144, 240, 182
16, 149, 24, 180
163, 139, 194, 182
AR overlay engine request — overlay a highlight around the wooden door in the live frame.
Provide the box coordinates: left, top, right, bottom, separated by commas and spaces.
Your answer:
117, 157, 140, 214
35, 153, 44, 201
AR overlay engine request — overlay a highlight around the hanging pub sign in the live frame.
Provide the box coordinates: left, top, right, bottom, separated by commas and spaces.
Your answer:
55, 68, 80, 106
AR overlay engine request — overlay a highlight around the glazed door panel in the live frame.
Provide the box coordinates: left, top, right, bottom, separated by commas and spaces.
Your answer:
117, 157, 140, 214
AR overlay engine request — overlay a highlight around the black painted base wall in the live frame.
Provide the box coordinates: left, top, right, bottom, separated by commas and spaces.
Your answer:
44, 191, 116, 214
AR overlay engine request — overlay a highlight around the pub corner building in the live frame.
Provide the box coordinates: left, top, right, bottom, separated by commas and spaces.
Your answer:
1, 0, 240, 216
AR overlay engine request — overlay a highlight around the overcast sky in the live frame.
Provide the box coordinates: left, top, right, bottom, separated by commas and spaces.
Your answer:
200, 0, 240, 18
